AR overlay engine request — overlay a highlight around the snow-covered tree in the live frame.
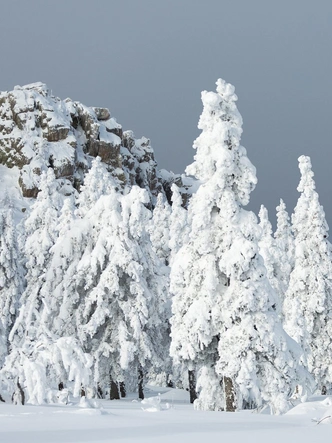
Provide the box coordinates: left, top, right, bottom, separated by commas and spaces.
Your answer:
0, 200, 24, 368
2, 169, 91, 404
258, 205, 283, 314
39, 157, 119, 351
169, 184, 190, 264
170, 79, 306, 413
76, 156, 116, 217
38, 195, 81, 341
148, 193, 171, 265
284, 156, 332, 394
75, 185, 170, 398
274, 199, 294, 304
9, 168, 62, 346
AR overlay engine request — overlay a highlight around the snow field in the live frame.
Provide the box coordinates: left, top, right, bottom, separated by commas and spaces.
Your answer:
0, 387, 332, 443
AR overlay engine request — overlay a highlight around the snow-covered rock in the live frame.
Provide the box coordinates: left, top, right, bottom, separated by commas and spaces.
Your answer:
0, 82, 178, 208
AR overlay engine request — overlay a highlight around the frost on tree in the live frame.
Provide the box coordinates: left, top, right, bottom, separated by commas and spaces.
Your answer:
284, 156, 332, 394
168, 184, 193, 392
50, 157, 117, 344
76, 156, 117, 217
0, 199, 24, 369
258, 205, 284, 315
148, 193, 171, 266
170, 78, 306, 413
274, 199, 294, 307
169, 184, 190, 265
76, 185, 170, 398
2, 169, 90, 404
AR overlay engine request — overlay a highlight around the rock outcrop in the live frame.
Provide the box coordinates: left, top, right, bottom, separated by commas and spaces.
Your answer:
0, 82, 173, 204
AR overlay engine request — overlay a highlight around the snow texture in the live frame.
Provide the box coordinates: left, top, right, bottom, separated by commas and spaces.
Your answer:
0, 388, 331, 443
170, 78, 307, 413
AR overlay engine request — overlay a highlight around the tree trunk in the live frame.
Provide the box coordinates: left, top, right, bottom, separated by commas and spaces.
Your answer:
188, 370, 197, 404
119, 382, 126, 398
110, 379, 120, 400
0, 393, 5, 402
17, 380, 25, 405
138, 367, 144, 400
322, 385, 327, 395
224, 376, 236, 412
167, 379, 174, 388
58, 382, 64, 391
97, 384, 103, 399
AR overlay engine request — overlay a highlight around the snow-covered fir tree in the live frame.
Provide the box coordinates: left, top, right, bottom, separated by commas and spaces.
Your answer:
59, 162, 169, 398
274, 199, 294, 306
76, 156, 117, 217
170, 79, 306, 414
1, 169, 90, 404
168, 183, 194, 394
0, 199, 24, 368
54, 157, 117, 343
169, 184, 190, 265
8, 168, 62, 347
74, 181, 170, 398
148, 193, 171, 265
258, 205, 284, 315
284, 156, 332, 394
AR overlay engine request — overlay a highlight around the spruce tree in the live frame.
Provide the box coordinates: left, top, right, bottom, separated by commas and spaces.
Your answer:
3, 169, 90, 404
77, 186, 170, 398
170, 79, 306, 413
274, 199, 294, 307
168, 183, 195, 398
169, 184, 190, 264
284, 156, 332, 394
258, 205, 283, 315
0, 201, 24, 368
148, 193, 171, 265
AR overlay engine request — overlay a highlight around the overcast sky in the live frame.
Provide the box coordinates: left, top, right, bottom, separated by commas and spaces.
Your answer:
1, 0, 332, 227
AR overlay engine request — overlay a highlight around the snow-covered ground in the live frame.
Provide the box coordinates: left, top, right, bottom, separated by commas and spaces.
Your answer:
1, 385, 332, 443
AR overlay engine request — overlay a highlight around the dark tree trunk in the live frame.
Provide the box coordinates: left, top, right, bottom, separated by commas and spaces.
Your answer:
80, 386, 86, 397
224, 376, 236, 412
110, 379, 120, 400
97, 384, 103, 399
119, 382, 126, 398
188, 370, 197, 404
322, 385, 327, 395
167, 376, 174, 388
138, 367, 144, 400
58, 382, 64, 391
17, 380, 25, 405
0, 393, 5, 402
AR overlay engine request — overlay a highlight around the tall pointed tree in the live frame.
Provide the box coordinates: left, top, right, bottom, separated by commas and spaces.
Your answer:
168, 183, 195, 398
284, 156, 332, 394
169, 184, 190, 265
2, 169, 90, 404
170, 79, 307, 413
148, 193, 171, 265
76, 156, 116, 217
274, 199, 294, 306
9, 168, 62, 348
75, 185, 170, 398
0, 199, 24, 368
258, 205, 283, 315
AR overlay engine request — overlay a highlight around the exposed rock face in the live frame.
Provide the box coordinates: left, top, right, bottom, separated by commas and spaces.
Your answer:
121, 130, 164, 203
0, 82, 175, 204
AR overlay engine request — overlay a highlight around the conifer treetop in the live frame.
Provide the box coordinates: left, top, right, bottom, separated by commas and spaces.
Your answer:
297, 155, 315, 194
186, 78, 257, 207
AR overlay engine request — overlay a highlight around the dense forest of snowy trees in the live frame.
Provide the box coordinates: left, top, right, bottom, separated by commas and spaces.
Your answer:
0, 79, 331, 413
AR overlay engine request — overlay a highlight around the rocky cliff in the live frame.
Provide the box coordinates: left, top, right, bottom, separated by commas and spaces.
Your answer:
0, 82, 193, 208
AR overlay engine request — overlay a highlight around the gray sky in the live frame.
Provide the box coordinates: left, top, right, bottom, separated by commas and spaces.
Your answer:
1, 0, 332, 227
